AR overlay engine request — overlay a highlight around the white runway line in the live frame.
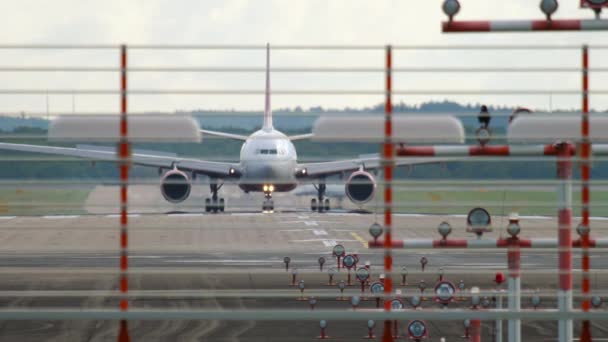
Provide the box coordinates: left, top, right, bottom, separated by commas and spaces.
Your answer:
304, 221, 319, 226
166, 213, 204, 217
41, 215, 80, 219
394, 213, 429, 217
290, 239, 357, 243
105, 214, 141, 218
518, 215, 552, 220
230, 213, 263, 216
322, 240, 338, 247
0, 216, 15, 220
312, 229, 328, 236
166, 259, 276, 264
447, 214, 468, 218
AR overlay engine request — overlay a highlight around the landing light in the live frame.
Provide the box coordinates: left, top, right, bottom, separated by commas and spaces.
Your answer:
269, 184, 275, 192
263, 185, 269, 192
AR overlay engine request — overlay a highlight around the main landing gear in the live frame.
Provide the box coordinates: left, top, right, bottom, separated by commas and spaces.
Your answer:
311, 182, 330, 213
205, 181, 225, 213
262, 184, 274, 212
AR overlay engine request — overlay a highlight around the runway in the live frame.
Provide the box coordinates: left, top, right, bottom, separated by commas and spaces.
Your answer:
1, 207, 608, 341
0, 183, 606, 341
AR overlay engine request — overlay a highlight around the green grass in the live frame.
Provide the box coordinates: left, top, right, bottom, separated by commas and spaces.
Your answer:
0, 186, 92, 216
392, 189, 608, 217
0, 185, 606, 218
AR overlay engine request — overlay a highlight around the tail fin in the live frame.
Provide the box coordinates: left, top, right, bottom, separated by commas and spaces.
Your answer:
263, 43, 273, 131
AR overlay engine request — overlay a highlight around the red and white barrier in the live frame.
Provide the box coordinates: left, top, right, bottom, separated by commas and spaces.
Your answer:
368, 238, 608, 249
442, 19, 608, 33
396, 144, 608, 157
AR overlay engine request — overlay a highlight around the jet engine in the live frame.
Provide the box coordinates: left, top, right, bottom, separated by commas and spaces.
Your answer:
160, 169, 191, 203
345, 170, 376, 204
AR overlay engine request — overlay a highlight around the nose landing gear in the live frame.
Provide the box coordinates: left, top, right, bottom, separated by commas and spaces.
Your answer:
262, 184, 275, 212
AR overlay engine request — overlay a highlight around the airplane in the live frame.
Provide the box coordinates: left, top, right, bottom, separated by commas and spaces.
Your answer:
0, 44, 442, 213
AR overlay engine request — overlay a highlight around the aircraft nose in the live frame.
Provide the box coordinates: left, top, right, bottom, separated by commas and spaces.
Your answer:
249, 162, 288, 179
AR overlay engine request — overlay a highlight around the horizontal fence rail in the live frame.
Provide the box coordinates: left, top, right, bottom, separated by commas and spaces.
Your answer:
0, 43, 606, 342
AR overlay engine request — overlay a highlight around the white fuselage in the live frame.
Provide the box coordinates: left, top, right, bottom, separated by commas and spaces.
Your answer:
237, 128, 298, 192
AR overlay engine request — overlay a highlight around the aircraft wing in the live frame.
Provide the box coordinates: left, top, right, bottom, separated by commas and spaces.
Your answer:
0, 142, 239, 177
288, 133, 314, 141
200, 129, 248, 141
299, 154, 454, 178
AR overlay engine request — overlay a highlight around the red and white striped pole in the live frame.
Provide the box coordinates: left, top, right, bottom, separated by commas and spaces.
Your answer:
580, 44, 592, 342
557, 142, 573, 342
471, 319, 481, 342
382, 44, 394, 342
117, 44, 131, 342
506, 228, 521, 342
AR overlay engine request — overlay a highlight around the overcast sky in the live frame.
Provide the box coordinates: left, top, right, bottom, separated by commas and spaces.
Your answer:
0, 0, 607, 115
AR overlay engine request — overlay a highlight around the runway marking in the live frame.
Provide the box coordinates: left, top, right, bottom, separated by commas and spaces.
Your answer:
312, 229, 328, 236
41, 215, 79, 219
291, 239, 356, 242
0, 216, 15, 220
350, 232, 369, 249
166, 259, 276, 264
105, 214, 141, 218
230, 213, 263, 216
281, 220, 333, 224
166, 213, 204, 217
322, 240, 338, 247
297, 215, 309, 219
518, 215, 551, 220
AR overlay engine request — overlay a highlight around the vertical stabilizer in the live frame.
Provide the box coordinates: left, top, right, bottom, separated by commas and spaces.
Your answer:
263, 43, 273, 131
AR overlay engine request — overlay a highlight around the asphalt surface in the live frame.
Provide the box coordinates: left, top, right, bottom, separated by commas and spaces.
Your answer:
1, 185, 608, 341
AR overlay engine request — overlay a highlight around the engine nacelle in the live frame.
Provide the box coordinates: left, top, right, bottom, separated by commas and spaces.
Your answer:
160, 169, 191, 203
345, 170, 376, 205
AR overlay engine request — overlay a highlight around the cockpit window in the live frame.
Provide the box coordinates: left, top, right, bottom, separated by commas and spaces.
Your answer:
258, 149, 278, 155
